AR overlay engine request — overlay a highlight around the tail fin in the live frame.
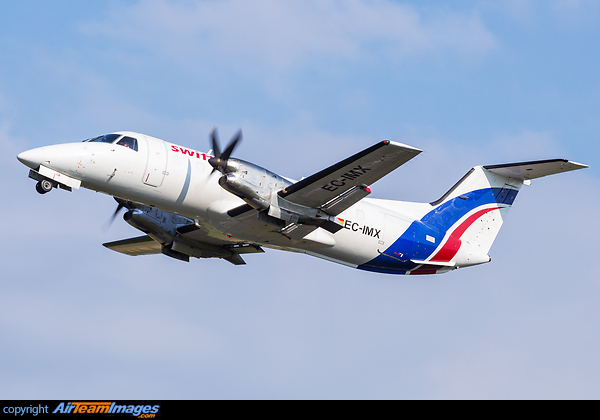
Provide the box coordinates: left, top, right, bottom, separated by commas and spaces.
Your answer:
412, 159, 587, 273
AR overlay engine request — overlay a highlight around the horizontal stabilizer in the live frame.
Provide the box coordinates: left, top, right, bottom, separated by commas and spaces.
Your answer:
484, 159, 588, 181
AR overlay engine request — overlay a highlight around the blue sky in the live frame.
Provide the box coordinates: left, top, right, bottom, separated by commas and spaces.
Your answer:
1, 0, 599, 399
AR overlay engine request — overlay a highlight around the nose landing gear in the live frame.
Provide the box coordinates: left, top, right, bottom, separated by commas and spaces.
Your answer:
36, 179, 54, 194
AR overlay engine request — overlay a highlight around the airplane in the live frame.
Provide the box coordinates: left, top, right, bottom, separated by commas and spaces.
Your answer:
17, 129, 588, 275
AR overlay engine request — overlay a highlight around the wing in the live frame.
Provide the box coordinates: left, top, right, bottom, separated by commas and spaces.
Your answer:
278, 140, 422, 213
103, 228, 264, 265
103, 235, 162, 256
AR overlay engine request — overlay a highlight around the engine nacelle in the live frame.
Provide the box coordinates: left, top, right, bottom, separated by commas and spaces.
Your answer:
124, 208, 192, 244
217, 159, 292, 210
219, 173, 270, 210
216, 158, 344, 233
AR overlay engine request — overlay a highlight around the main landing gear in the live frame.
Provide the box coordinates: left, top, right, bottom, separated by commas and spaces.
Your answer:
35, 179, 53, 194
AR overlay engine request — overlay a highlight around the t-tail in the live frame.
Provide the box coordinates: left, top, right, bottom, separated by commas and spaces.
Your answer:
360, 159, 588, 275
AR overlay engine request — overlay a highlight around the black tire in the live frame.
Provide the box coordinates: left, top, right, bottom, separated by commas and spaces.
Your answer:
36, 180, 53, 194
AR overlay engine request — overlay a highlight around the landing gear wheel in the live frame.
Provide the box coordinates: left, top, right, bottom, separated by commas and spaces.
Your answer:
36, 179, 53, 194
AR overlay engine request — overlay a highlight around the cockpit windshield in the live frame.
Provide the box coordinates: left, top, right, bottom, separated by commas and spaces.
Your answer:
83, 133, 138, 151
85, 134, 121, 143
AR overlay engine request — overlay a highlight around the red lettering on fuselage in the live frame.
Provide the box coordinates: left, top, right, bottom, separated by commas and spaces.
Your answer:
170, 145, 210, 160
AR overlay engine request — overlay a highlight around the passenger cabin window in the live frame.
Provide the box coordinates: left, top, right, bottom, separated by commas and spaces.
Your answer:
88, 134, 122, 143
117, 136, 138, 151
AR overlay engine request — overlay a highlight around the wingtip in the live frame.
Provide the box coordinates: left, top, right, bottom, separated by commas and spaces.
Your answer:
385, 140, 423, 154
568, 161, 590, 169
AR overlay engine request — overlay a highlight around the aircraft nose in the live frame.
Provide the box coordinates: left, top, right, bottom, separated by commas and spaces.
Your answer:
17, 147, 46, 169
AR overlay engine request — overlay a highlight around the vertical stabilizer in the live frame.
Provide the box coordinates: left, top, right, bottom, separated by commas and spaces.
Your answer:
415, 166, 521, 271
413, 159, 588, 273
359, 158, 587, 275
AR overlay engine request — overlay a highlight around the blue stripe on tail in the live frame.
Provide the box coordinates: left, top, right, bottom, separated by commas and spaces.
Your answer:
358, 187, 518, 274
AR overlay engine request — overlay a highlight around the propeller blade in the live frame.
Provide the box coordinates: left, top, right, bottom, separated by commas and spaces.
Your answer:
221, 129, 242, 160
102, 198, 129, 233
209, 127, 222, 174
210, 126, 221, 159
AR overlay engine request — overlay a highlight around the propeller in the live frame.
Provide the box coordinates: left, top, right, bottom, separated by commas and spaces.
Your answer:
208, 127, 242, 174
102, 197, 131, 233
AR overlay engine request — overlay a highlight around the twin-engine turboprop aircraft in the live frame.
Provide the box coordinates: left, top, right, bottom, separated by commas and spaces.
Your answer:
17, 129, 588, 275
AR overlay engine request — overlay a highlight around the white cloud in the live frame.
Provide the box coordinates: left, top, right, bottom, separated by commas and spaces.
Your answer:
81, 0, 496, 75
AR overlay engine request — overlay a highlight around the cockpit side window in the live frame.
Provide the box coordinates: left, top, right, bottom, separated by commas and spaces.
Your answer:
88, 134, 122, 143
117, 136, 138, 151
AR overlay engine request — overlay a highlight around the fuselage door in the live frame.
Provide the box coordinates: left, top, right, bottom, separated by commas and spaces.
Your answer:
143, 135, 168, 187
